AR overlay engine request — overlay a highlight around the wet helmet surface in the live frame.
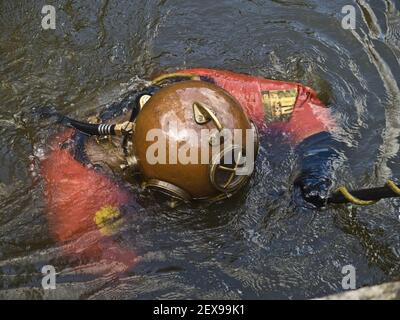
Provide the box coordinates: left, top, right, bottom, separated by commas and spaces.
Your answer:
133, 80, 258, 202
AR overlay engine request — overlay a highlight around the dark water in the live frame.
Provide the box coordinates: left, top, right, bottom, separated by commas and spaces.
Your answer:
0, 0, 400, 299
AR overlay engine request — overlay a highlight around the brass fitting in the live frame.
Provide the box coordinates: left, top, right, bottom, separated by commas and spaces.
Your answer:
114, 121, 135, 136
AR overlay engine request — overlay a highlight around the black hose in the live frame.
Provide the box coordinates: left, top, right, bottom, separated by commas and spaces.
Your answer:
60, 116, 116, 136
60, 85, 160, 137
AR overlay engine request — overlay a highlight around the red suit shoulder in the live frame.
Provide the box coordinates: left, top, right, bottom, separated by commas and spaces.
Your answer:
179, 68, 336, 144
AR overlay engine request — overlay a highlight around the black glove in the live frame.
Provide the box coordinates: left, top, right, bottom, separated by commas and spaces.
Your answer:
294, 131, 341, 208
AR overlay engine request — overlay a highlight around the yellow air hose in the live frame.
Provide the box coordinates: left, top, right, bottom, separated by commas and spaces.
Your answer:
151, 73, 200, 85
334, 186, 378, 206
333, 180, 400, 206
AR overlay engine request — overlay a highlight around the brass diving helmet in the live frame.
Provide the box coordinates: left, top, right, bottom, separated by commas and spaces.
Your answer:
132, 80, 259, 202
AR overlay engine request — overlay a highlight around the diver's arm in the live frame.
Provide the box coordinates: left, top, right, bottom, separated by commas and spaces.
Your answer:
294, 131, 342, 208
280, 85, 341, 208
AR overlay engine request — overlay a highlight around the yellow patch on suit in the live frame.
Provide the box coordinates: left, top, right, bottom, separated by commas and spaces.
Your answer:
262, 88, 298, 123
94, 205, 123, 236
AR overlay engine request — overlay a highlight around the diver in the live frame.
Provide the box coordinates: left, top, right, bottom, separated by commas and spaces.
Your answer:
47, 68, 342, 209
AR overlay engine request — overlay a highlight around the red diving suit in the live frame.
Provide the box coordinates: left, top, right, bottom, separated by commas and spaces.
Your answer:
41, 68, 338, 273
42, 130, 137, 274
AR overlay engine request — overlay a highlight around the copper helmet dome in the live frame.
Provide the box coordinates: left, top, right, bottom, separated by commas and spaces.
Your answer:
133, 80, 259, 202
